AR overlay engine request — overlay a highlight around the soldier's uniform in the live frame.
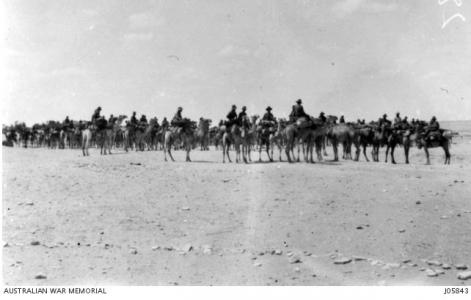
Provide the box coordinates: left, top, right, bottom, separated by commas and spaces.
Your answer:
91, 107, 101, 124
130, 113, 138, 126
171, 109, 183, 127
226, 106, 238, 127
319, 112, 327, 123
339, 116, 345, 123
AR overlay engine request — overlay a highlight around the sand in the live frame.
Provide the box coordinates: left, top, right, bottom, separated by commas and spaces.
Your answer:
2, 129, 471, 285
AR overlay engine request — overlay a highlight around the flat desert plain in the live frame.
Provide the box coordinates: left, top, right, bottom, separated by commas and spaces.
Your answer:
2, 121, 471, 285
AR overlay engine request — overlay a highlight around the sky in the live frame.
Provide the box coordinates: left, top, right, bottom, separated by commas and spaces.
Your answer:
1, 0, 470, 126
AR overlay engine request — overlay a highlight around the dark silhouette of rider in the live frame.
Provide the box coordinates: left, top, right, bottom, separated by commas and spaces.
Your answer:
319, 112, 326, 123
226, 105, 238, 127
237, 106, 247, 125
91, 107, 101, 124
171, 107, 184, 127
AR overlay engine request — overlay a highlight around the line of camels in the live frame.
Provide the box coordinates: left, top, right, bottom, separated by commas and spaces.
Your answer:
2, 113, 456, 165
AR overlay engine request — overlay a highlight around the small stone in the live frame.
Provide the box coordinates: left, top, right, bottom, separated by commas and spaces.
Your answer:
30, 241, 40, 246
455, 264, 468, 270
435, 269, 445, 275
253, 262, 262, 267
457, 271, 471, 280
35, 274, 47, 280
294, 267, 301, 273
334, 257, 352, 265
425, 269, 438, 277
289, 255, 302, 264
303, 251, 312, 256
419, 267, 426, 271
129, 248, 138, 255
353, 256, 367, 261
181, 206, 190, 211
273, 249, 282, 255
442, 263, 451, 270
286, 251, 294, 257
398, 229, 406, 233
180, 244, 193, 253
402, 259, 411, 264
151, 246, 160, 251
356, 226, 363, 230
415, 201, 421, 205
163, 246, 174, 251
426, 260, 442, 266
258, 251, 265, 256
3, 242, 9, 248
408, 263, 418, 267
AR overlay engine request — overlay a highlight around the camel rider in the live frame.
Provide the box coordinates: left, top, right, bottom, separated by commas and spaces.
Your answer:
379, 114, 391, 127
140, 115, 148, 124
292, 99, 308, 121
226, 105, 238, 127
319, 112, 327, 123
171, 107, 184, 127
161, 117, 169, 130
91, 107, 101, 124
237, 106, 247, 125
289, 105, 296, 123
424, 116, 440, 139
108, 114, 117, 125
63, 116, 72, 130
130, 111, 138, 128
394, 112, 402, 125
339, 115, 345, 123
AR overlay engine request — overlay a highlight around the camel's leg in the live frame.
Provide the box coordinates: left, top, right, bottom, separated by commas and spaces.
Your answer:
444, 144, 451, 165
391, 145, 396, 164
363, 145, 369, 162
385, 145, 389, 163
404, 143, 410, 164
332, 142, 339, 161
424, 147, 430, 165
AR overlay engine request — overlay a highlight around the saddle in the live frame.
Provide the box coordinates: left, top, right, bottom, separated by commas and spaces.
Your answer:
296, 117, 312, 129
426, 131, 442, 141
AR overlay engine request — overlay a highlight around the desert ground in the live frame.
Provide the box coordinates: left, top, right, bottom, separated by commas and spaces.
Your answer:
2, 122, 471, 285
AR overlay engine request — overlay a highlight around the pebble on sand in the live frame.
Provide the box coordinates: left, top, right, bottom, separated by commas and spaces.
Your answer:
30, 241, 40, 246
35, 274, 47, 280
180, 244, 193, 253
353, 256, 367, 261
334, 258, 352, 265
426, 260, 442, 267
253, 262, 262, 267
289, 256, 302, 264
163, 246, 174, 251
425, 269, 438, 277
129, 248, 138, 255
151, 246, 160, 251
415, 201, 421, 205
272, 249, 282, 255
442, 264, 451, 270
457, 271, 471, 280
455, 264, 468, 270
181, 206, 190, 211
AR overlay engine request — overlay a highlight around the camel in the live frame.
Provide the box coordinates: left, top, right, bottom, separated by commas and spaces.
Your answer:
325, 121, 355, 162
163, 119, 196, 162
371, 123, 389, 162
352, 125, 374, 162
284, 117, 317, 163
195, 118, 211, 151
123, 122, 135, 152
81, 123, 93, 156
240, 115, 258, 163
222, 123, 243, 163
257, 119, 275, 162
412, 128, 451, 165
269, 119, 287, 161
